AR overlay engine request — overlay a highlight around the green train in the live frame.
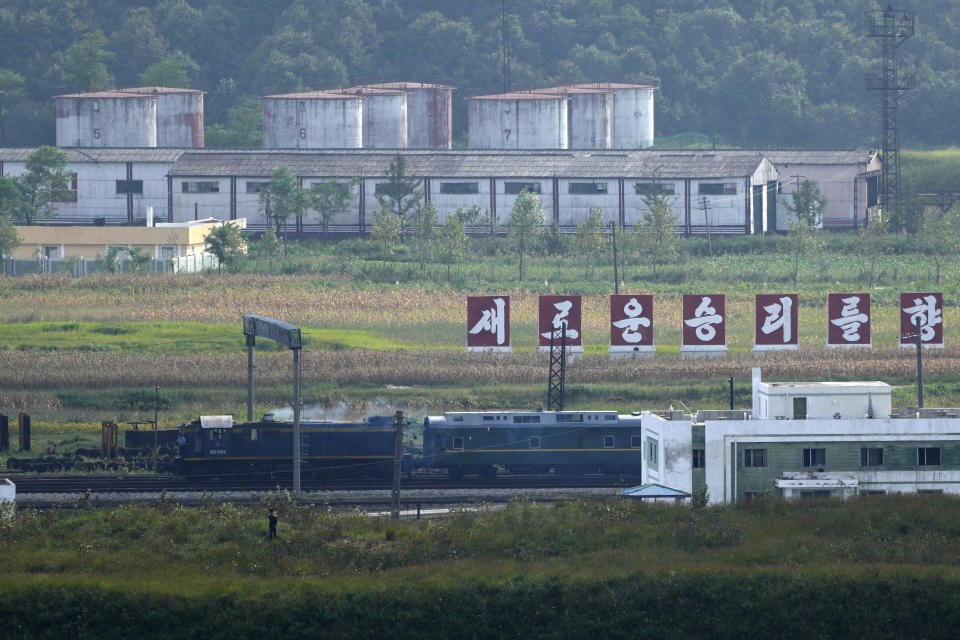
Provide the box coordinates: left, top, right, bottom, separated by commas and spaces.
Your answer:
423, 410, 646, 478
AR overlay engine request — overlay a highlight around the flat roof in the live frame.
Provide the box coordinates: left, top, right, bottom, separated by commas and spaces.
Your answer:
361, 82, 455, 90
55, 86, 204, 98
764, 381, 890, 389
573, 82, 658, 90
467, 92, 569, 101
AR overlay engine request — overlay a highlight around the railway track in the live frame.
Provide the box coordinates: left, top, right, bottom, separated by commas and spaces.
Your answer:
10, 473, 644, 494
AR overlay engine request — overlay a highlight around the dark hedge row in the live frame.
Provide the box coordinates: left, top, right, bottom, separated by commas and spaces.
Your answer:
1, 572, 958, 640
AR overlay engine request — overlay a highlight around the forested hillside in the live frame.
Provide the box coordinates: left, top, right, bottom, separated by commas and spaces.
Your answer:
1, 1, 957, 149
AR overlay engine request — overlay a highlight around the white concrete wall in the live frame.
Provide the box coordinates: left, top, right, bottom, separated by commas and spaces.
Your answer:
405, 88, 452, 149
172, 178, 229, 221
776, 165, 865, 231
156, 93, 204, 148
757, 382, 892, 420
3, 160, 170, 221
468, 99, 569, 149
56, 97, 157, 148
568, 93, 611, 149
624, 180, 684, 228
556, 178, 618, 226
611, 88, 654, 149
263, 98, 364, 149
363, 94, 407, 149
642, 412, 693, 493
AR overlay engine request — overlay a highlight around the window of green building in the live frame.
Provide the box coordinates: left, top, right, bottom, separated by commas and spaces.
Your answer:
918, 447, 941, 466
802, 448, 826, 467
744, 448, 767, 467
860, 447, 884, 467
693, 448, 705, 468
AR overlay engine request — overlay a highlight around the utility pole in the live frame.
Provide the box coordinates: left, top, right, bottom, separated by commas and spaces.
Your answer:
609, 221, 619, 294
915, 317, 924, 409
152, 385, 159, 473
699, 197, 713, 256
729, 377, 734, 411
865, 5, 915, 218
391, 410, 403, 520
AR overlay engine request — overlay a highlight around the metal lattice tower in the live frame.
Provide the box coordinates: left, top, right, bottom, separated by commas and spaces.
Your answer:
865, 5, 915, 216
546, 323, 567, 411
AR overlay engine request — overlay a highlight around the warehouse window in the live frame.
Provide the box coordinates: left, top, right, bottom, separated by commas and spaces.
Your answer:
860, 447, 883, 467
439, 182, 479, 195
693, 448, 705, 468
631, 435, 643, 448
246, 181, 271, 194
647, 439, 658, 463
802, 448, 826, 467
116, 180, 143, 195
698, 182, 737, 195
505, 181, 542, 194
452, 437, 464, 450
513, 415, 541, 424
182, 181, 219, 194
604, 435, 616, 449
744, 448, 767, 467
634, 182, 675, 196
569, 182, 607, 195
529, 436, 541, 449
918, 447, 941, 466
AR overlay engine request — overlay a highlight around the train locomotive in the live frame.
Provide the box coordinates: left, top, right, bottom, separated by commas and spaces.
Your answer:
176, 413, 407, 480
422, 409, 646, 478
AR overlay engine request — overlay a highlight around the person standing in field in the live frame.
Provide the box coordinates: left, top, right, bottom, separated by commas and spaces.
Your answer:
268, 509, 278, 540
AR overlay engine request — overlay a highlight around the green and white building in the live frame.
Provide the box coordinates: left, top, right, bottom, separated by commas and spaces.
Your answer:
691, 368, 960, 503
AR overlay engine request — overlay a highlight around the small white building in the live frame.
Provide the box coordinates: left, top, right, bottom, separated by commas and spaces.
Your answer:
0, 478, 14, 505
751, 367, 891, 420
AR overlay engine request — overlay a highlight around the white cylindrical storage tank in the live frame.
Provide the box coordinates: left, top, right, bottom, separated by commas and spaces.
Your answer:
55, 92, 157, 147
132, 88, 206, 148
467, 93, 568, 149
261, 92, 364, 149
335, 88, 407, 149
365, 82, 453, 149
527, 87, 612, 149
576, 83, 655, 149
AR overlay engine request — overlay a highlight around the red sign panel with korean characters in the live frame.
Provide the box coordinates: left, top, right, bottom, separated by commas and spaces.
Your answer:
755, 293, 799, 350
899, 292, 943, 348
827, 293, 871, 347
610, 294, 654, 354
538, 295, 583, 352
466, 296, 511, 352
681, 294, 726, 352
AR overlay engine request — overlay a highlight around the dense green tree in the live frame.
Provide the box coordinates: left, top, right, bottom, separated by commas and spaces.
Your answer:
370, 207, 403, 257
0, 214, 20, 258
139, 54, 199, 88
926, 204, 960, 285
436, 214, 467, 281
375, 155, 423, 223
204, 222, 246, 273
109, 8, 169, 86
308, 180, 357, 235
505, 189, 545, 281
13, 146, 73, 225
0, 68, 25, 145
60, 31, 114, 92
258, 165, 304, 251
205, 98, 263, 148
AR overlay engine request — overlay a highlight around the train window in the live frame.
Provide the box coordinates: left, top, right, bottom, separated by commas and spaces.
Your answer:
529, 436, 541, 449
513, 415, 541, 424
452, 416, 463, 421
556, 413, 583, 423
250, 428, 257, 441
482, 415, 494, 422
630, 435, 643, 448
453, 437, 464, 450
604, 435, 615, 448
604, 415, 616, 420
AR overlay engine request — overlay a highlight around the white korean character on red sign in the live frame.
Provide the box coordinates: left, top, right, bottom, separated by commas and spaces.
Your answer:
466, 296, 511, 352
538, 295, 583, 352
610, 294, 653, 354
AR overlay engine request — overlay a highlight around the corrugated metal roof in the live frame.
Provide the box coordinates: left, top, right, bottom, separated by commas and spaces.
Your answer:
574, 82, 658, 90
467, 92, 569, 101
54, 86, 203, 98
167, 149, 769, 179
759, 149, 878, 165
363, 82, 456, 90
261, 91, 363, 100
0, 148, 188, 163
618, 483, 691, 498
